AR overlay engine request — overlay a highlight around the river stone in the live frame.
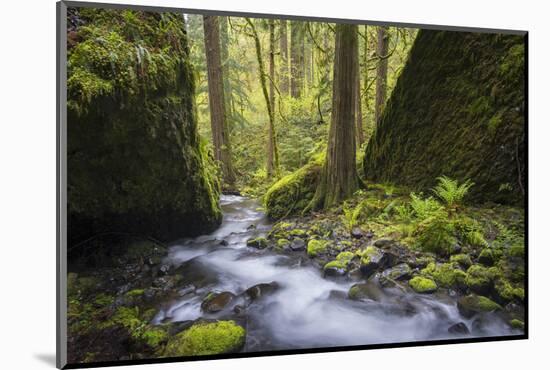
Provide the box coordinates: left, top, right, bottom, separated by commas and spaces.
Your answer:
351, 227, 365, 239
246, 237, 268, 249
457, 294, 503, 318
201, 291, 236, 313
245, 282, 279, 301
348, 282, 384, 302
380, 263, 412, 287
373, 239, 396, 248
448, 322, 470, 335
360, 246, 387, 277
290, 238, 306, 251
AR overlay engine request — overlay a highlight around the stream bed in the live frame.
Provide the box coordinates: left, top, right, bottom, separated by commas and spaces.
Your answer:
154, 195, 519, 352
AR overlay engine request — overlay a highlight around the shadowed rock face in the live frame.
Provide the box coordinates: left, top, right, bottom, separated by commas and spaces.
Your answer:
66, 9, 222, 245
363, 30, 525, 205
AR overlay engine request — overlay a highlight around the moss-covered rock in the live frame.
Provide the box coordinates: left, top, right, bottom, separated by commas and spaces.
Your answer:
409, 276, 437, 293
450, 254, 473, 268
363, 30, 525, 205
163, 320, 245, 357
324, 251, 354, 276
67, 9, 222, 245
264, 155, 323, 219
509, 319, 524, 330
348, 282, 384, 301
422, 262, 467, 290
478, 248, 495, 266
465, 264, 496, 294
457, 294, 502, 318
246, 237, 268, 249
307, 239, 330, 257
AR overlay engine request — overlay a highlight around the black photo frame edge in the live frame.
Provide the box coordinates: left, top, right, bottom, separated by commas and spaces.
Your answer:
56, 1, 529, 368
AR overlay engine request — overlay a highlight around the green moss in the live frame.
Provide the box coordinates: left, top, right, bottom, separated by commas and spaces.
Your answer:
422, 262, 466, 289
409, 276, 437, 293
246, 237, 268, 249
450, 254, 472, 268
307, 239, 330, 257
494, 278, 524, 302
462, 294, 502, 312
289, 229, 308, 237
465, 264, 496, 293
509, 319, 524, 330
125, 289, 145, 297
141, 327, 168, 347
363, 31, 525, 205
67, 9, 222, 244
324, 251, 354, 271
359, 246, 379, 265
478, 248, 495, 266
163, 321, 245, 357
264, 155, 323, 219
276, 239, 290, 249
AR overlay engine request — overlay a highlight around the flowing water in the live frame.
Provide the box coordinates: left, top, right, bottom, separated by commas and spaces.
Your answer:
154, 195, 519, 352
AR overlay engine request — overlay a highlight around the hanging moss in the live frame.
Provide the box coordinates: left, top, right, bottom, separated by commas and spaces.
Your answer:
67, 8, 222, 244
363, 30, 525, 205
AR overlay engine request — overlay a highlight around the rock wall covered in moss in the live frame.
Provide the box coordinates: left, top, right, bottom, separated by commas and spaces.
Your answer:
67, 8, 222, 245
363, 30, 525, 205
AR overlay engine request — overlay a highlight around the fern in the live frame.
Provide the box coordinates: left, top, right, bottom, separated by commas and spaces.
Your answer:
410, 193, 444, 220
432, 176, 474, 208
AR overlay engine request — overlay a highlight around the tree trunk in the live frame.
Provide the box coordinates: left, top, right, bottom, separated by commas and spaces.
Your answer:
279, 20, 289, 95
308, 23, 359, 210
219, 16, 233, 124
355, 35, 364, 147
267, 19, 278, 177
246, 18, 279, 178
203, 15, 236, 185
363, 25, 369, 131
375, 26, 389, 127
290, 21, 305, 98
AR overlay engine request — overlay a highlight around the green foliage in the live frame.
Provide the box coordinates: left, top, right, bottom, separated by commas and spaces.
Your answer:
432, 176, 474, 208
163, 321, 245, 357
410, 193, 444, 221
414, 213, 456, 255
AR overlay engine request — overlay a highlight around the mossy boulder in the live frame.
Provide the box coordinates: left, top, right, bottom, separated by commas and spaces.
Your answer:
409, 276, 438, 294
509, 319, 524, 330
246, 237, 268, 249
478, 248, 495, 266
450, 254, 473, 268
359, 246, 387, 277
324, 251, 354, 276
457, 294, 502, 318
494, 278, 524, 303
67, 9, 222, 245
422, 262, 467, 290
363, 30, 525, 205
380, 263, 412, 287
307, 239, 330, 257
163, 320, 245, 357
465, 264, 496, 295
264, 155, 323, 219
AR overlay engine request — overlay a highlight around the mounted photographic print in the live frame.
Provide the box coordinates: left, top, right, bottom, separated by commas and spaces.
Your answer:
56, 1, 528, 368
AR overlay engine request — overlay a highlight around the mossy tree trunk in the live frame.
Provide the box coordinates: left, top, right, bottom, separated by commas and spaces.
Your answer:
203, 15, 236, 186
308, 24, 360, 210
290, 21, 305, 99
219, 16, 233, 125
279, 20, 290, 96
355, 36, 365, 147
246, 18, 279, 178
363, 25, 370, 132
375, 26, 389, 127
